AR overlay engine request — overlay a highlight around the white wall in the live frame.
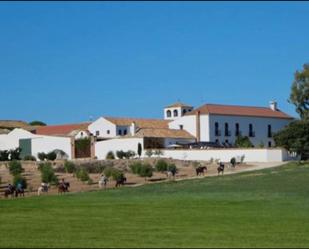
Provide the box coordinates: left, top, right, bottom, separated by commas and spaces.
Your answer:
88, 117, 116, 138
0, 129, 37, 150
160, 148, 290, 162
168, 115, 197, 137
95, 138, 144, 159
31, 136, 72, 159
208, 115, 291, 146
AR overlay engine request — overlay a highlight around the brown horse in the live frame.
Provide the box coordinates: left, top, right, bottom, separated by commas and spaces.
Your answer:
196, 166, 207, 176
217, 163, 225, 175
115, 177, 126, 188
58, 182, 70, 194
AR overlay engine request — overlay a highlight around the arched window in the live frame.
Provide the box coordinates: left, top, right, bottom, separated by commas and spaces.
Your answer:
173, 109, 178, 117
215, 122, 220, 136
182, 109, 187, 115
166, 110, 171, 117
225, 123, 229, 136
235, 123, 240, 136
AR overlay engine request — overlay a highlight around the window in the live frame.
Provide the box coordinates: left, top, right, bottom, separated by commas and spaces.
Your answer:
215, 122, 220, 136
80, 132, 84, 137
225, 123, 230, 136
235, 123, 240, 136
268, 141, 272, 147
107, 130, 110, 135
267, 125, 272, 138
173, 109, 178, 117
215, 139, 219, 144
182, 109, 187, 115
124, 129, 127, 135
249, 124, 255, 137
166, 110, 171, 117
95, 131, 100, 136
225, 139, 229, 143
179, 125, 183, 130
118, 130, 122, 136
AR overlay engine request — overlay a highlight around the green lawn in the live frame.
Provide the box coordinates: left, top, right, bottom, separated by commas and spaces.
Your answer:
1, 162, 309, 248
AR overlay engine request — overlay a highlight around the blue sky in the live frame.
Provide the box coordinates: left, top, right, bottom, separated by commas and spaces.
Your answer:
0, 2, 308, 124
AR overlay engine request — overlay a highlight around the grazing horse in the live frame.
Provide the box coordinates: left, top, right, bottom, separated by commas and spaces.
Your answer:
115, 177, 126, 188
196, 166, 207, 176
4, 186, 16, 198
38, 183, 49, 196
58, 182, 70, 194
217, 163, 225, 175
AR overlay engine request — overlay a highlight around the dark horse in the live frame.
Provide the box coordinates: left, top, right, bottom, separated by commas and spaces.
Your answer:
196, 166, 207, 176
4, 186, 16, 198
217, 163, 225, 175
115, 176, 126, 188
58, 182, 70, 194
15, 187, 25, 197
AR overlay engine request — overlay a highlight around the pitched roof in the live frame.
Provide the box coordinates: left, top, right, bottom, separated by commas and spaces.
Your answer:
165, 102, 193, 108
132, 128, 195, 139
185, 104, 294, 119
35, 123, 91, 136
104, 117, 169, 129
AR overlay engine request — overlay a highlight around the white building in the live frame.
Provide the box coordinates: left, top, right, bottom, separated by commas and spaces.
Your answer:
168, 101, 294, 147
0, 128, 73, 159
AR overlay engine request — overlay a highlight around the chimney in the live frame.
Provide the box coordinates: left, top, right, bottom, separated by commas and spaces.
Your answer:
131, 121, 136, 136
269, 101, 277, 111
196, 111, 201, 142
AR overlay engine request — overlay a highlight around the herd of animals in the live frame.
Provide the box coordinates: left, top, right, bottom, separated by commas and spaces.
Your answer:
2, 162, 226, 199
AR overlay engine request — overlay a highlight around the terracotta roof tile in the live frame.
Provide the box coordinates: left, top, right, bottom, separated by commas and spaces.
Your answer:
186, 104, 294, 119
104, 117, 169, 129
35, 123, 91, 136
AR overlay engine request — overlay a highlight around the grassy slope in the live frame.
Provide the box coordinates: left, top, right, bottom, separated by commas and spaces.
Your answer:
1, 162, 309, 248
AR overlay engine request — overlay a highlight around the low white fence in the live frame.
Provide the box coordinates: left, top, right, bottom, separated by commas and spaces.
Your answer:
159, 148, 293, 163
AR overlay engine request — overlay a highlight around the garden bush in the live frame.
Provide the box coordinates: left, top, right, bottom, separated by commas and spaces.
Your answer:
46, 151, 57, 161
38, 152, 47, 161
145, 150, 153, 158
130, 162, 143, 174
230, 157, 236, 167
138, 163, 153, 180
155, 159, 168, 172
75, 169, 90, 182
106, 151, 115, 160
38, 162, 58, 184
0, 150, 9, 161
104, 167, 124, 181
8, 160, 24, 176
167, 163, 177, 175
64, 161, 76, 173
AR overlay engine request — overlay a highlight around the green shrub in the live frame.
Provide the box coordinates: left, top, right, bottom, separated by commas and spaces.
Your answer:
235, 135, 253, 148
124, 150, 136, 159
0, 150, 9, 161
8, 160, 24, 176
138, 163, 153, 179
145, 150, 153, 158
64, 161, 76, 173
38, 152, 47, 161
76, 169, 90, 182
38, 162, 58, 184
13, 174, 27, 189
155, 159, 168, 172
46, 151, 57, 161
130, 162, 143, 174
106, 151, 115, 160
116, 150, 126, 159
9, 148, 22, 160
154, 149, 163, 157
258, 141, 265, 148
23, 155, 36, 161
104, 167, 124, 181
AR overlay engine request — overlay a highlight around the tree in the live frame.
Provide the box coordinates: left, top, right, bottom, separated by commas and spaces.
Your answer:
38, 162, 58, 184
289, 64, 309, 120
106, 151, 115, 160
273, 120, 309, 160
46, 151, 57, 161
29, 121, 46, 126
38, 152, 47, 161
234, 135, 253, 148
8, 160, 24, 176
137, 143, 142, 158
9, 148, 22, 160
